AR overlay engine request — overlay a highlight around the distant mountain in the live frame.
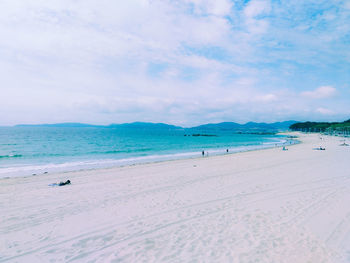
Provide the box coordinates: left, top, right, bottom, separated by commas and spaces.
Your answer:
13, 121, 298, 132
15, 122, 181, 130
15, 123, 101, 128
246, 120, 298, 130
192, 122, 242, 131
242, 122, 274, 129
108, 122, 182, 130
191, 121, 297, 132
269, 121, 298, 130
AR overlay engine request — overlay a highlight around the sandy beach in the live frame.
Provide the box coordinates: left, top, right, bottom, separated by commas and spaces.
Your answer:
1, 132, 350, 262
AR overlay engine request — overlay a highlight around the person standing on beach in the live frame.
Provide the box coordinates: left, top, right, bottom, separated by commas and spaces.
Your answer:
202, 150, 205, 156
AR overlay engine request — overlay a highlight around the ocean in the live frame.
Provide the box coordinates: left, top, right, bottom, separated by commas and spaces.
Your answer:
0, 126, 294, 178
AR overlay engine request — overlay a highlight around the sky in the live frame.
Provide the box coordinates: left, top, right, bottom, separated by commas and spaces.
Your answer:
0, 0, 349, 126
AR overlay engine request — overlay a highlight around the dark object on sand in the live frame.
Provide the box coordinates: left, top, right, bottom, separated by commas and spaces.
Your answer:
313, 147, 326, 150
59, 180, 71, 186
48, 180, 71, 187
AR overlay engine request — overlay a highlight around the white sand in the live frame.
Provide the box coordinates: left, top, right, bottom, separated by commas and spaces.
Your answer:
1, 132, 350, 262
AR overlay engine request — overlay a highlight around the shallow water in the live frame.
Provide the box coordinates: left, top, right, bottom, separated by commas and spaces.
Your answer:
0, 127, 292, 177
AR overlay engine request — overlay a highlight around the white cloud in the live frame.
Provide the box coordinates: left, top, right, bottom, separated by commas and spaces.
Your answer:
243, 0, 271, 35
301, 86, 336, 99
255, 94, 278, 102
0, 1, 349, 125
186, 0, 233, 16
244, 0, 271, 18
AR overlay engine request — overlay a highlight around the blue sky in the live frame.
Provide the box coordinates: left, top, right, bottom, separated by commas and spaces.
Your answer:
0, 0, 349, 126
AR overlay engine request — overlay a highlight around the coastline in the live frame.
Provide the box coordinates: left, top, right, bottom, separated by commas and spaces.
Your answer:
1, 132, 350, 262
0, 133, 294, 179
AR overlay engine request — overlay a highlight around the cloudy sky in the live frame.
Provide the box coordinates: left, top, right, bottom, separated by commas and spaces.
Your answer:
0, 0, 349, 126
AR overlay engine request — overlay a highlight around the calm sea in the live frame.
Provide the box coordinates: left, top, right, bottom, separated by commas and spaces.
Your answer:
0, 127, 293, 178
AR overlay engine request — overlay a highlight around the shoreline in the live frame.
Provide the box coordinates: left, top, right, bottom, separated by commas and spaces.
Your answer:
0, 134, 296, 179
1, 141, 296, 181
2, 132, 350, 262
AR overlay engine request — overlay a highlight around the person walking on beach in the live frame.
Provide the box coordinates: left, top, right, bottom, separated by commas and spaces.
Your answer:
202, 150, 205, 156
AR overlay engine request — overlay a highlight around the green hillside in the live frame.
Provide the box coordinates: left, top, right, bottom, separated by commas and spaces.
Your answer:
289, 119, 350, 135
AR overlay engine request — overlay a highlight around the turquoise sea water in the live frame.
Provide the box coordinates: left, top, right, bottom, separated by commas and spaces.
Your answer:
0, 127, 294, 178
